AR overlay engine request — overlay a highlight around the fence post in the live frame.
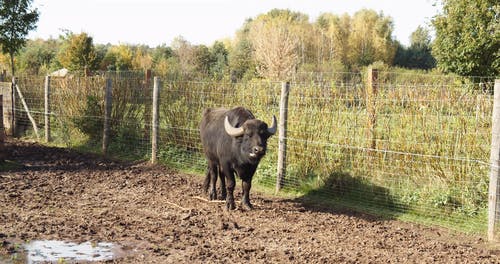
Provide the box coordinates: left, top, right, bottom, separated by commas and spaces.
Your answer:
276, 81, 290, 193
151, 77, 160, 164
0, 95, 5, 162
488, 79, 500, 241
11, 77, 16, 136
366, 68, 378, 151
102, 78, 112, 156
44, 75, 51, 142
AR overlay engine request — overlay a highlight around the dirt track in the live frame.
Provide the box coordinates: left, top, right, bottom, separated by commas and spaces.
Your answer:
1, 139, 500, 263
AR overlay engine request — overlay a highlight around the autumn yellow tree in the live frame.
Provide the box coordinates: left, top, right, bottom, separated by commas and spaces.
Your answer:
57, 32, 97, 73
248, 9, 306, 80
347, 9, 396, 67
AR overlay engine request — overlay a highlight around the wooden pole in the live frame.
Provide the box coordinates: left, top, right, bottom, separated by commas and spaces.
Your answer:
276, 81, 290, 193
151, 77, 160, 164
44, 75, 51, 142
11, 77, 16, 136
0, 95, 5, 162
14, 82, 39, 139
102, 78, 112, 156
488, 79, 500, 241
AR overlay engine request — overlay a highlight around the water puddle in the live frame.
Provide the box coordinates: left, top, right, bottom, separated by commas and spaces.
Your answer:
2, 240, 126, 263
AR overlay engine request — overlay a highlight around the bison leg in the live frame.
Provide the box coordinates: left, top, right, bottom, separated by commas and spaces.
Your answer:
222, 166, 236, 210
202, 167, 210, 194
205, 161, 218, 200
219, 167, 226, 200
241, 179, 253, 210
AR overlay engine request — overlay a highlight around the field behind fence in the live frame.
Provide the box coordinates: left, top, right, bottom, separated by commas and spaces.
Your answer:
5, 70, 498, 235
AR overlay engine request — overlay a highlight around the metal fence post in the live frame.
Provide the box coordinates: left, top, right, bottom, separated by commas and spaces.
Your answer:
102, 78, 112, 156
276, 81, 290, 193
44, 75, 51, 142
488, 79, 500, 241
151, 77, 160, 164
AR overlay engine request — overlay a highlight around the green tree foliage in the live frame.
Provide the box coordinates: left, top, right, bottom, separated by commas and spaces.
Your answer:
17, 38, 60, 74
0, 0, 39, 75
432, 0, 499, 76
57, 32, 98, 73
394, 26, 436, 70
209, 41, 228, 79
228, 19, 255, 81
151, 44, 174, 76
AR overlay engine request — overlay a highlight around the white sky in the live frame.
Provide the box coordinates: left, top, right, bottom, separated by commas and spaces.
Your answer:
28, 0, 440, 47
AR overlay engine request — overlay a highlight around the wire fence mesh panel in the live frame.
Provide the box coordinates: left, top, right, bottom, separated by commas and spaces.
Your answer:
10, 71, 497, 234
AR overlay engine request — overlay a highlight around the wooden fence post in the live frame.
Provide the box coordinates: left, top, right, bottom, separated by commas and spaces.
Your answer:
488, 79, 500, 241
11, 77, 16, 136
102, 78, 112, 156
366, 68, 378, 151
151, 77, 160, 164
44, 75, 51, 142
276, 81, 290, 193
0, 95, 5, 162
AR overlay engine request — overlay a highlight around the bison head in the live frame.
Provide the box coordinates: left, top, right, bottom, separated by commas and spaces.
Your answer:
224, 115, 277, 163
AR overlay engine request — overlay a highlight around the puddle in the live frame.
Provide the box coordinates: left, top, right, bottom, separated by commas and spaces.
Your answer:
22, 240, 123, 263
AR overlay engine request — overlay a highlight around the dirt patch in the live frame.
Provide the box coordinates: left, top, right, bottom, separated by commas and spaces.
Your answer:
1, 139, 499, 263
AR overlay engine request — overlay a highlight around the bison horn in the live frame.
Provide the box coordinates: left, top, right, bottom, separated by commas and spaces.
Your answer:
267, 115, 277, 135
224, 116, 244, 137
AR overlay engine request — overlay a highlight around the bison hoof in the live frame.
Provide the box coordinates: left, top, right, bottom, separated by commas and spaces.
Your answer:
209, 191, 217, 200
241, 202, 253, 211
226, 200, 236, 210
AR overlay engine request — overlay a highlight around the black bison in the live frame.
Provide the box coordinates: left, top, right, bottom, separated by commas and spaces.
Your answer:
199, 107, 277, 210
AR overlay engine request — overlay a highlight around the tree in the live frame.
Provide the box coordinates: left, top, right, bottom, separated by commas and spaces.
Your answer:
249, 9, 303, 80
228, 19, 255, 81
132, 45, 152, 71
347, 9, 396, 68
315, 9, 397, 70
315, 13, 351, 66
209, 41, 228, 79
101, 44, 133, 71
57, 32, 98, 74
432, 0, 499, 76
394, 26, 436, 70
17, 38, 59, 74
0, 0, 39, 76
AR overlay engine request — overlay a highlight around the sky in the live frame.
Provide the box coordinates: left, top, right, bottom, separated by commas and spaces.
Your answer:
28, 0, 440, 47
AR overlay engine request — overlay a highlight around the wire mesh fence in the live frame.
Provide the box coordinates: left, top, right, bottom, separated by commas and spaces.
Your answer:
5, 71, 498, 234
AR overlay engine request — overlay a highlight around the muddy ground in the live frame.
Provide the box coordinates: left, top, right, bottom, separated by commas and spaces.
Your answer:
1, 139, 500, 263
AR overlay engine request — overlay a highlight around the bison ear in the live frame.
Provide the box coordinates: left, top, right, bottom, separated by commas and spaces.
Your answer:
224, 116, 245, 137
267, 115, 277, 135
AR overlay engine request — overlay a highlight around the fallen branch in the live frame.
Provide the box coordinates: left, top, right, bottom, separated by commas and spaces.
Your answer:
192, 195, 226, 203
165, 200, 190, 211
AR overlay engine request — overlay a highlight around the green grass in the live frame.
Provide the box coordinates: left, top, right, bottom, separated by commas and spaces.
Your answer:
12, 71, 495, 236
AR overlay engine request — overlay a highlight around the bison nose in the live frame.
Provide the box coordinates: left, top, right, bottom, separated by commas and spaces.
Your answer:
253, 146, 264, 154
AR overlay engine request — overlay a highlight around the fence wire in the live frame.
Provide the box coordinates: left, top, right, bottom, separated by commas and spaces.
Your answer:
10, 72, 497, 234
